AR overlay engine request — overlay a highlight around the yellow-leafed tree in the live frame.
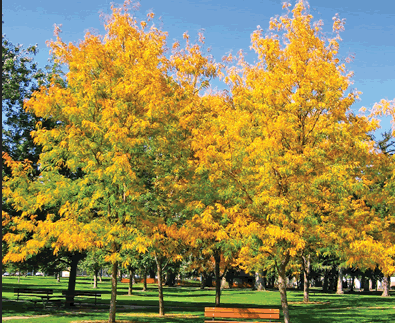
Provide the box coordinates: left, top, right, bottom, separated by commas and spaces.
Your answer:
3, 2, 177, 322
190, 2, 379, 321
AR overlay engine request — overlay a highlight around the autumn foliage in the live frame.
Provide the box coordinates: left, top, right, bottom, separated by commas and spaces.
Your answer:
2, 1, 394, 323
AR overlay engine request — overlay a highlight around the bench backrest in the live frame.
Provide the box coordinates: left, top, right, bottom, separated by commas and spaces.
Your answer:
14, 288, 53, 295
205, 307, 280, 320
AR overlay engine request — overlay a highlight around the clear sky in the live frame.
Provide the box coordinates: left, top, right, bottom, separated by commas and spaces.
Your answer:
3, 0, 394, 136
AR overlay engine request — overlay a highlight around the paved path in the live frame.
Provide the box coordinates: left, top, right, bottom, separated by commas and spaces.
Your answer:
2, 315, 51, 321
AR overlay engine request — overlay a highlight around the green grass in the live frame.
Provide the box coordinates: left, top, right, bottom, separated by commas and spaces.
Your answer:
2, 276, 394, 322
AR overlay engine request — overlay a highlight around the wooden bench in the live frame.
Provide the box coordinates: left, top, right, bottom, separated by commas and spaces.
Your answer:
14, 288, 61, 308
62, 290, 101, 306
204, 307, 280, 322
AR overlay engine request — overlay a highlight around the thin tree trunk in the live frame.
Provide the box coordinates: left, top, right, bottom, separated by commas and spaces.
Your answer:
329, 266, 337, 291
93, 269, 98, 288
302, 255, 310, 302
66, 254, 80, 308
128, 268, 134, 295
255, 270, 266, 291
109, 261, 118, 323
143, 268, 147, 291
200, 273, 205, 290
323, 270, 329, 292
382, 275, 390, 297
57, 271, 61, 283
336, 266, 344, 294
277, 256, 291, 323
99, 268, 102, 283
350, 276, 355, 292
155, 255, 165, 316
214, 251, 221, 307
360, 274, 366, 292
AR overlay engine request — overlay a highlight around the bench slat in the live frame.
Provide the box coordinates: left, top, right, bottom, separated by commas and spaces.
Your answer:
205, 313, 279, 319
204, 307, 280, 321
204, 321, 276, 323
205, 321, 277, 323
14, 289, 53, 294
205, 308, 279, 314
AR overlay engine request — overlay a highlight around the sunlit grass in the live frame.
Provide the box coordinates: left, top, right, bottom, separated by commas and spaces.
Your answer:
2, 276, 394, 322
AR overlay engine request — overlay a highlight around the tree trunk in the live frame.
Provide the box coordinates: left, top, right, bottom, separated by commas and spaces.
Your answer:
57, 271, 61, 283
221, 276, 229, 289
268, 276, 275, 289
302, 255, 310, 302
93, 269, 98, 288
277, 260, 291, 323
205, 274, 213, 287
99, 268, 102, 283
214, 251, 221, 307
372, 278, 377, 291
255, 270, 265, 291
382, 275, 390, 297
143, 268, 147, 291
361, 274, 368, 292
65, 254, 81, 308
329, 266, 337, 291
128, 267, 134, 295
200, 273, 205, 290
323, 270, 329, 292
336, 267, 344, 294
165, 271, 176, 287
350, 276, 355, 292
155, 255, 165, 316
109, 261, 118, 323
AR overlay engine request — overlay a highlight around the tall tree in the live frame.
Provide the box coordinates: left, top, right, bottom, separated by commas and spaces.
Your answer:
190, 2, 378, 321
2, 2, 174, 321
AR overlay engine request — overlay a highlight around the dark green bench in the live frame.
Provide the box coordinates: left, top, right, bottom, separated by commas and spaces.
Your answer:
14, 288, 61, 308
62, 290, 101, 306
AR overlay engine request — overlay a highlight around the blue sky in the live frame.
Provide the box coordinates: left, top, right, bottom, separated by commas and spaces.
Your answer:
3, 0, 394, 137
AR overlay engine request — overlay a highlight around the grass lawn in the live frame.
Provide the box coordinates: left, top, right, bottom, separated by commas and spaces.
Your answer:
2, 276, 394, 322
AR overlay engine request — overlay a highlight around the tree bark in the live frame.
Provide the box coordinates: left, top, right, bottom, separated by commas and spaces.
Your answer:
128, 267, 134, 295
214, 251, 221, 307
221, 276, 229, 289
143, 268, 147, 291
165, 270, 176, 287
382, 275, 390, 297
205, 273, 213, 287
329, 266, 337, 291
255, 270, 265, 291
109, 261, 118, 323
302, 255, 310, 302
57, 271, 61, 283
65, 254, 81, 308
336, 266, 344, 294
277, 257, 291, 323
200, 273, 205, 290
323, 270, 329, 292
93, 268, 98, 288
350, 275, 355, 292
99, 268, 103, 283
155, 254, 165, 316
